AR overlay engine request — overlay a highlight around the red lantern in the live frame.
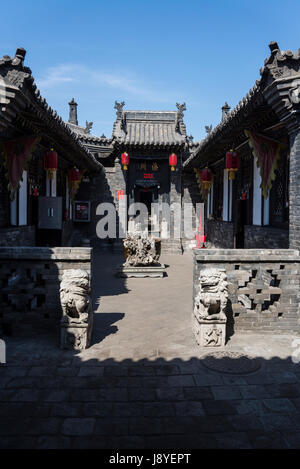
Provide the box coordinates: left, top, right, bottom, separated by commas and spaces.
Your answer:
44, 148, 58, 179
201, 167, 213, 190
169, 153, 177, 171
226, 150, 239, 180
68, 167, 81, 193
32, 186, 39, 197
121, 152, 129, 170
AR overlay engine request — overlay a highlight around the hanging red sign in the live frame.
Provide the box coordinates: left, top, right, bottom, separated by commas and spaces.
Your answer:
144, 173, 153, 179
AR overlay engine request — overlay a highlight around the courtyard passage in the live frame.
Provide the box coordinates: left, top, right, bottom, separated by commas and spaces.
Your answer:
0, 252, 300, 449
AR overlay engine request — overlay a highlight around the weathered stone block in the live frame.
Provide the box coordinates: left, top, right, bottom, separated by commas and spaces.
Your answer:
193, 316, 226, 347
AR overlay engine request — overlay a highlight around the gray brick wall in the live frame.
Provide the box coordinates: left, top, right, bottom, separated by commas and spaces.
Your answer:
244, 225, 288, 249
205, 220, 234, 248
289, 129, 300, 250
0, 226, 35, 247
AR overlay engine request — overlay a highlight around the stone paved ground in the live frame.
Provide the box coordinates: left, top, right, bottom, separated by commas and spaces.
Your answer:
1, 251, 300, 449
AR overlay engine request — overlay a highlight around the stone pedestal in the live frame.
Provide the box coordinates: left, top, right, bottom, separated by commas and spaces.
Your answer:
193, 316, 226, 348
60, 315, 93, 350
116, 264, 166, 278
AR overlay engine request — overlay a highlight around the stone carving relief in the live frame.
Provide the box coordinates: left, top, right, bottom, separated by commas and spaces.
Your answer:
203, 326, 223, 347
288, 83, 300, 105
193, 268, 228, 348
60, 269, 93, 350
123, 230, 161, 267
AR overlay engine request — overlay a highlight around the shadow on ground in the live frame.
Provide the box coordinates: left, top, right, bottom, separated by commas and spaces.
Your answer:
92, 251, 130, 302
0, 333, 300, 450
92, 312, 125, 345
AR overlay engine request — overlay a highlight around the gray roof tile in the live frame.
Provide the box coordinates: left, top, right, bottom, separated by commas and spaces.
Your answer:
112, 109, 187, 146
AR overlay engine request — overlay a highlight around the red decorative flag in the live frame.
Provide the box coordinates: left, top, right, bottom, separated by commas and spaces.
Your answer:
68, 168, 83, 201
117, 190, 124, 200
245, 130, 285, 199
194, 168, 212, 202
1, 136, 40, 199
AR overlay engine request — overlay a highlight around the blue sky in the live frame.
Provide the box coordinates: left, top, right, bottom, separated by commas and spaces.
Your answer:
1, 0, 300, 140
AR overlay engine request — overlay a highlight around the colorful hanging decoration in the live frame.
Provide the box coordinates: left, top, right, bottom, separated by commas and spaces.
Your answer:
194, 168, 213, 201
201, 167, 213, 190
152, 162, 158, 171
245, 130, 285, 198
169, 153, 177, 171
121, 152, 129, 170
225, 149, 239, 180
68, 167, 82, 200
32, 186, 39, 197
44, 148, 58, 180
1, 135, 40, 199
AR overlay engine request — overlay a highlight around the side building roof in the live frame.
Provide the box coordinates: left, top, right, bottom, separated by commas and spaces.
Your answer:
0, 48, 102, 173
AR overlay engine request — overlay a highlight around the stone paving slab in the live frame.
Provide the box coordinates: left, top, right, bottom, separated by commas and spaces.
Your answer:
1, 252, 300, 449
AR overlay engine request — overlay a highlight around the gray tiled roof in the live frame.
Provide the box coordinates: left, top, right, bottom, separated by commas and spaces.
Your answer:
0, 48, 102, 173
113, 109, 187, 147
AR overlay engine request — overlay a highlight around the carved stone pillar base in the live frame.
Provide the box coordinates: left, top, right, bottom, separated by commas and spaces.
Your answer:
60, 315, 93, 350
193, 315, 226, 348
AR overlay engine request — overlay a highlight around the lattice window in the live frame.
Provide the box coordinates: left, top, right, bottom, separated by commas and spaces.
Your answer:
270, 152, 289, 227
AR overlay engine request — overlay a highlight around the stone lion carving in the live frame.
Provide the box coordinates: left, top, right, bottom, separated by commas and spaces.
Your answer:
194, 268, 228, 322
123, 230, 161, 267
60, 269, 93, 349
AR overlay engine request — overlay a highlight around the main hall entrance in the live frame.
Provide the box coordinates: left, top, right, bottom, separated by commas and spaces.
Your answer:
133, 185, 159, 234
126, 155, 171, 238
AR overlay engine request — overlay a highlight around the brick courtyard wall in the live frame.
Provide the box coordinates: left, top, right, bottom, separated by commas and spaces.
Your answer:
0, 247, 92, 331
205, 220, 235, 248
244, 225, 289, 249
73, 168, 118, 249
0, 225, 35, 247
193, 248, 300, 333
289, 129, 300, 251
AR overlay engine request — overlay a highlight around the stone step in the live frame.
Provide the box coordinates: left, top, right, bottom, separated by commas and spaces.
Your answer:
160, 239, 183, 254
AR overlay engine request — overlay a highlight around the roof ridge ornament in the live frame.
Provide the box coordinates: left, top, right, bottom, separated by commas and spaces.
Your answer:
84, 121, 93, 134
260, 41, 300, 83
176, 102, 186, 120
11, 48, 26, 67
269, 41, 280, 53
114, 100, 125, 119
176, 102, 186, 133
221, 102, 231, 121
